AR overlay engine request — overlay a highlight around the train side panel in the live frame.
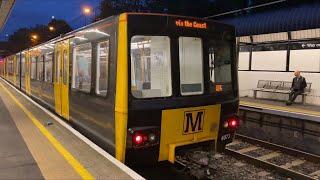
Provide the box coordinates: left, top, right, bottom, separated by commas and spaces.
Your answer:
68, 17, 118, 155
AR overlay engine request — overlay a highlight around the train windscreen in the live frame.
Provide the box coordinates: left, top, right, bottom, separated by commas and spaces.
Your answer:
128, 15, 237, 100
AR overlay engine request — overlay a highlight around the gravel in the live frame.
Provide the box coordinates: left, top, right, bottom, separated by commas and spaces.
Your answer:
201, 153, 288, 180
244, 147, 274, 158
290, 161, 320, 176
267, 154, 297, 166
227, 142, 252, 151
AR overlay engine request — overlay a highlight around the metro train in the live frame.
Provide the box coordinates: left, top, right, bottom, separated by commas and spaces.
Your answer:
0, 13, 239, 165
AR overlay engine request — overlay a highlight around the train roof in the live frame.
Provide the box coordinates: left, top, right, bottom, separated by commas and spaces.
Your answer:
5, 12, 234, 58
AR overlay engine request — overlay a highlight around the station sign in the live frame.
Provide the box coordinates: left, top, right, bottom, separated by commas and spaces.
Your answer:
290, 41, 320, 50
301, 43, 320, 48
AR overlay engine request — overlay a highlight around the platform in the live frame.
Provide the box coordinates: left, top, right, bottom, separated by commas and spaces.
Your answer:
240, 97, 320, 121
0, 78, 143, 180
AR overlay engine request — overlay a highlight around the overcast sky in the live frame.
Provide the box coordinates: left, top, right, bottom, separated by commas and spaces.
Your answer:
1, 0, 101, 39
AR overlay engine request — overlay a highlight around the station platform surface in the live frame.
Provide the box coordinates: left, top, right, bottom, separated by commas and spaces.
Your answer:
240, 97, 320, 120
0, 78, 143, 180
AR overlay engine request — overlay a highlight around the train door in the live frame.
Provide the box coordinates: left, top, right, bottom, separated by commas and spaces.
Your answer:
25, 52, 31, 95
54, 40, 70, 120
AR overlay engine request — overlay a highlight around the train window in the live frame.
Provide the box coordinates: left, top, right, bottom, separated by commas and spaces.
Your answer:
37, 56, 44, 81
131, 36, 172, 98
31, 56, 37, 80
55, 51, 61, 83
21, 55, 25, 78
96, 41, 109, 96
8, 59, 13, 75
208, 40, 232, 84
72, 43, 92, 93
179, 37, 203, 95
16, 55, 20, 77
45, 53, 53, 83
63, 50, 68, 85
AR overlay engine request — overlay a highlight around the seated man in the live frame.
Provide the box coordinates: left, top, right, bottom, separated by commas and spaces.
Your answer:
286, 70, 307, 106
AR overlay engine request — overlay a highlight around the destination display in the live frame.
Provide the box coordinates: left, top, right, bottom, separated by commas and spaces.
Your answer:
175, 19, 207, 29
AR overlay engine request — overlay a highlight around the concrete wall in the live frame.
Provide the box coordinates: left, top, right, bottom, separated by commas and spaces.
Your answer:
238, 50, 320, 105
238, 71, 320, 105
238, 109, 320, 155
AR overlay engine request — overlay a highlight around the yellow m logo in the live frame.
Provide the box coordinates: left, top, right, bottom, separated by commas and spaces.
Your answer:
183, 110, 205, 134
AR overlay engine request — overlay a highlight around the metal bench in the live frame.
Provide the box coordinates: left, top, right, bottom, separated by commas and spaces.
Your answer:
253, 80, 312, 104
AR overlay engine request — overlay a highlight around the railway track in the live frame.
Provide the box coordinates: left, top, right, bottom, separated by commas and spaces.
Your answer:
225, 134, 320, 180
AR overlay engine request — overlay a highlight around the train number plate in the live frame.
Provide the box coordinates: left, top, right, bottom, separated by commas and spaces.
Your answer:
221, 134, 231, 141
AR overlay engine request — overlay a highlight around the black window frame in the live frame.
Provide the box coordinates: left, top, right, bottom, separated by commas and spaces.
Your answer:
95, 39, 111, 97
44, 52, 54, 83
30, 55, 38, 80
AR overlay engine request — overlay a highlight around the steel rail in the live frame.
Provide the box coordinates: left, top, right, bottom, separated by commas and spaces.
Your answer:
225, 134, 320, 180
235, 134, 320, 164
225, 148, 316, 180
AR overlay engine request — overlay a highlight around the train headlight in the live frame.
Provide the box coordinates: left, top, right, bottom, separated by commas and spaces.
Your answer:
223, 121, 229, 128
148, 133, 156, 142
129, 127, 160, 148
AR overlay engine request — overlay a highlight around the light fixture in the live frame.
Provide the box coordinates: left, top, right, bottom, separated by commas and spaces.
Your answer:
83, 7, 92, 15
31, 35, 38, 40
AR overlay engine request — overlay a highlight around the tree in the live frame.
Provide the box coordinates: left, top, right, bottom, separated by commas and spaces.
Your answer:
95, 0, 166, 20
5, 19, 73, 53
48, 19, 73, 38
167, 0, 212, 17
8, 28, 32, 52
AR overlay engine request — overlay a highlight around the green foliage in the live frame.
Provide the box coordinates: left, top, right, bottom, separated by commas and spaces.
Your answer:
48, 19, 73, 38
95, 0, 166, 20
95, 0, 244, 18
6, 19, 72, 53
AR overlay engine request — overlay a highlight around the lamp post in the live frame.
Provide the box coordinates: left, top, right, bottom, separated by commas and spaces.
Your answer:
49, 26, 55, 32
83, 7, 92, 26
30, 34, 39, 46
31, 34, 38, 40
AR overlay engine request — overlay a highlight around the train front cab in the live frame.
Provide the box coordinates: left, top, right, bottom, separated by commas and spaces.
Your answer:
118, 14, 239, 165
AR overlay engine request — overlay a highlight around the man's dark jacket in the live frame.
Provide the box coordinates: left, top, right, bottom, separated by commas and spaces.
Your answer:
291, 76, 307, 92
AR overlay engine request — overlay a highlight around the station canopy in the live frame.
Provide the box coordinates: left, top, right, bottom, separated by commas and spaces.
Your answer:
0, 0, 15, 31
217, 2, 320, 37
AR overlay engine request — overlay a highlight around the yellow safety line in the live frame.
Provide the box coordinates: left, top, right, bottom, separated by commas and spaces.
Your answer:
0, 81, 94, 180
240, 100, 320, 117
